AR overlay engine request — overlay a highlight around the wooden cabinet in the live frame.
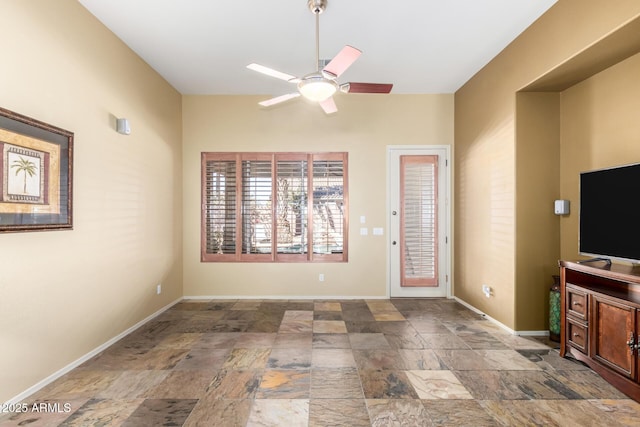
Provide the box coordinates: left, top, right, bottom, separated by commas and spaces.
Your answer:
560, 260, 640, 402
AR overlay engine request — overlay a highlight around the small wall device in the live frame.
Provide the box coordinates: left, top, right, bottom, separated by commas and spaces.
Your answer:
116, 118, 131, 135
554, 199, 570, 215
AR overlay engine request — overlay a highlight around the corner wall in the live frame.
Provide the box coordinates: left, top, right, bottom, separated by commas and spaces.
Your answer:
0, 0, 183, 402
514, 93, 560, 330
455, 0, 640, 331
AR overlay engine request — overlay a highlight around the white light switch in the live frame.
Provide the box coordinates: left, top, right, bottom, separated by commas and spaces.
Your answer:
360, 227, 368, 236
373, 227, 384, 236
360, 216, 366, 224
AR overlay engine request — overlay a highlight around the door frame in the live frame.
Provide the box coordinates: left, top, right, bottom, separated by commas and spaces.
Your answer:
387, 145, 452, 298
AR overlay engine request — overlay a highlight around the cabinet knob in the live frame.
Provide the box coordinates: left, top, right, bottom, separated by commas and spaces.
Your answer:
573, 333, 580, 338
573, 301, 581, 306
626, 334, 639, 353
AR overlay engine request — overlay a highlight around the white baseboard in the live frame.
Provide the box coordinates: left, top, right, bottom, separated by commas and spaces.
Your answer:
4, 297, 183, 406
517, 330, 550, 337
182, 295, 389, 300
453, 297, 548, 337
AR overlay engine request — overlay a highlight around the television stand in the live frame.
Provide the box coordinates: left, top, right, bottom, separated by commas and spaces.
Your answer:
576, 257, 612, 266
560, 260, 640, 402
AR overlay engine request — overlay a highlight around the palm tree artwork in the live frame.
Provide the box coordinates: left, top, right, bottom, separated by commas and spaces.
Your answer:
11, 155, 38, 195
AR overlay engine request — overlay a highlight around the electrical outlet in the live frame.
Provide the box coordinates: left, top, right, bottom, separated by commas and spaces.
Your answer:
319, 274, 325, 282
156, 284, 162, 295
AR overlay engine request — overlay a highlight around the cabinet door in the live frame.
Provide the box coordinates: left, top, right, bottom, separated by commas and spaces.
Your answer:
591, 294, 636, 379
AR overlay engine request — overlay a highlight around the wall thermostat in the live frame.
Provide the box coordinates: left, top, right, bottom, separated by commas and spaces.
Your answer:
554, 199, 570, 215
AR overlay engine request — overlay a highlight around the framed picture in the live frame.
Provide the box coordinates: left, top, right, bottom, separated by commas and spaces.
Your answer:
0, 107, 73, 232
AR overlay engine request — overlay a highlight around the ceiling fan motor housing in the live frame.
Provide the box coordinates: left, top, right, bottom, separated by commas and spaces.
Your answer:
308, 0, 327, 14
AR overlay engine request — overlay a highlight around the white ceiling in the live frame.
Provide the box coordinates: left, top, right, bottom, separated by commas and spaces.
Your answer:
78, 0, 557, 95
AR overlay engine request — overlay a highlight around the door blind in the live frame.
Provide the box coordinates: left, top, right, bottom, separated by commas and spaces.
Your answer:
400, 155, 438, 287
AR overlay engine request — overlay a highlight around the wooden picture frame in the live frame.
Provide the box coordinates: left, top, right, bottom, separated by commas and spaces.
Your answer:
0, 107, 73, 232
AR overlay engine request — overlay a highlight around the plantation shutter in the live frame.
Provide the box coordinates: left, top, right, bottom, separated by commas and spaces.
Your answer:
400, 155, 438, 287
312, 155, 346, 258
203, 155, 237, 260
276, 157, 308, 257
201, 152, 347, 262
241, 157, 273, 257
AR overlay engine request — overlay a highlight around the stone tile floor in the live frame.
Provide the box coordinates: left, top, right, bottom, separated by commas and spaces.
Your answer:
2, 298, 640, 426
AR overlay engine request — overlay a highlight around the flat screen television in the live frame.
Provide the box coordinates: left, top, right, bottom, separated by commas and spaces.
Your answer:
580, 162, 640, 263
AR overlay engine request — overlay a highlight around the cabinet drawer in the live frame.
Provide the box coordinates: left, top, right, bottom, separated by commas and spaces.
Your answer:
566, 286, 587, 320
566, 318, 588, 354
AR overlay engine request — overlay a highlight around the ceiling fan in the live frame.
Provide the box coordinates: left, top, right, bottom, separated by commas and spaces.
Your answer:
247, 0, 393, 114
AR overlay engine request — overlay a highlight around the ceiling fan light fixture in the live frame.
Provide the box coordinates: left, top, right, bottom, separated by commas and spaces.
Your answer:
298, 74, 337, 102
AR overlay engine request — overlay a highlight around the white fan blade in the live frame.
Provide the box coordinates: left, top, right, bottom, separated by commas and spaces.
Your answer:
322, 46, 362, 78
258, 93, 301, 107
247, 63, 300, 83
319, 97, 337, 114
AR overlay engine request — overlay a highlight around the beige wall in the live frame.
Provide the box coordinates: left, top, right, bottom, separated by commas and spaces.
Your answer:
515, 92, 561, 330
182, 95, 453, 297
455, 0, 640, 330
0, 1, 183, 402
560, 52, 640, 260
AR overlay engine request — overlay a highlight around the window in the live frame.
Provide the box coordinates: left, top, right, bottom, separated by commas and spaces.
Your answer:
201, 152, 348, 262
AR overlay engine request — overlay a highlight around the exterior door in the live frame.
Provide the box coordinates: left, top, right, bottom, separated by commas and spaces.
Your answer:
389, 147, 449, 297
